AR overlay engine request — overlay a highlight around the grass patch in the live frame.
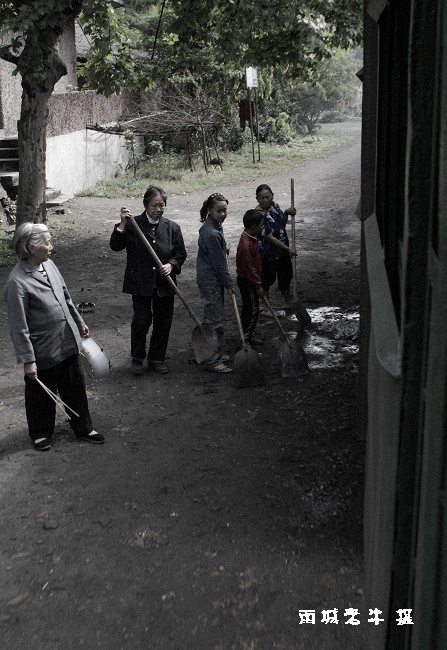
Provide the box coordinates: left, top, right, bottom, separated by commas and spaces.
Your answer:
77, 121, 360, 199
0, 213, 76, 268
46, 212, 77, 232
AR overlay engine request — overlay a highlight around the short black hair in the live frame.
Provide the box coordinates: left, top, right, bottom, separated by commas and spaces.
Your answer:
255, 183, 273, 197
243, 209, 263, 230
143, 185, 167, 207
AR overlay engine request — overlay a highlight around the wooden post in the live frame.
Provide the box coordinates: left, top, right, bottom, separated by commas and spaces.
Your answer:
210, 128, 223, 170
186, 132, 194, 171
254, 87, 261, 162
199, 123, 208, 172
247, 87, 255, 164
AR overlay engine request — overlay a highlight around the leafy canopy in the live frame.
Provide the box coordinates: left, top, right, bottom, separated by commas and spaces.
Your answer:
167, 0, 362, 77
0, 1, 362, 98
0, 0, 145, 96
123, 0, 362, 112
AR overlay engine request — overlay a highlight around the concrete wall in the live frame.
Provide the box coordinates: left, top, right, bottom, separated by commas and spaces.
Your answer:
46, 128, 129, 197
0, 58, 21, 134
46, 90, 135, 196
47, 90, 127, 138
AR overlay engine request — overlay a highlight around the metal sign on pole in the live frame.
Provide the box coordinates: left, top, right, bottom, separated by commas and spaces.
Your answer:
246, 67, 258, 89
245, 67, 260, 163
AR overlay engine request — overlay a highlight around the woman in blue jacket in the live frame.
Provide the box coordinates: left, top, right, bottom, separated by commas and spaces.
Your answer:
255, 183, 296, 313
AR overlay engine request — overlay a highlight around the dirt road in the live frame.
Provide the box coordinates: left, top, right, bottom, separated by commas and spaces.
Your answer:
0, 122, 366, 649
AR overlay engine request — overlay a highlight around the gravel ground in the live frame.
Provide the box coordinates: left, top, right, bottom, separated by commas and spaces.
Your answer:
0, 122, 366, 649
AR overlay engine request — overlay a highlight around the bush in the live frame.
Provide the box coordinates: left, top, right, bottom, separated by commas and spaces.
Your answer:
218, 118, 247, 152
258, 112, 292, 145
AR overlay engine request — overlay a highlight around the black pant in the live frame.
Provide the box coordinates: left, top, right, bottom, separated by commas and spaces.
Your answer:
25, 355, 93, 441
237, 276, 260, 341
261, 255, 293, 292
131, 293, 174, 362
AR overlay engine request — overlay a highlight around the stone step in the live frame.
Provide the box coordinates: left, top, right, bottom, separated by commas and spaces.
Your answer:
46, 187, 61, 202
0, 171, 19, 186
0, 162, 19, 172
0, 151, 19, 159
0, 138, 19, 173
0, 176, 68, 205
46, 192, 72, 207
0, 137, 18, 147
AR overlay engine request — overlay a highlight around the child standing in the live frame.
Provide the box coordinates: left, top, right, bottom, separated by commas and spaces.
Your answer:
236, 210, 265, 346
196, 193, 235, 373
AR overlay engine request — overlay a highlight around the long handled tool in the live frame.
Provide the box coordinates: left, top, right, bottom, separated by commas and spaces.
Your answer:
262, 295, 309, 377
227, 259, 265, 388
36, 378, 80, 419
289, 179, 312, 327
129, 216, 218, 364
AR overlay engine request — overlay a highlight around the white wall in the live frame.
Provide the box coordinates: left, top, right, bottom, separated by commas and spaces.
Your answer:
46, 128, 130, 197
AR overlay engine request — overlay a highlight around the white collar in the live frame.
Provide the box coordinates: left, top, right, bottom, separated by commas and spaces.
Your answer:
146, 212, 160, 226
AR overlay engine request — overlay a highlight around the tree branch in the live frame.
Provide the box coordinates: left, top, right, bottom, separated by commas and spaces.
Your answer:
0, 47, 20, 67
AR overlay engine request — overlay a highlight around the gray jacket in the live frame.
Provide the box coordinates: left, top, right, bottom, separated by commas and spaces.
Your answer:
196, 217, 233, 288
5, 259, 85, 370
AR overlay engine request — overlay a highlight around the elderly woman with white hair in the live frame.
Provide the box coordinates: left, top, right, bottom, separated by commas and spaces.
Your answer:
4, 222, 104, 450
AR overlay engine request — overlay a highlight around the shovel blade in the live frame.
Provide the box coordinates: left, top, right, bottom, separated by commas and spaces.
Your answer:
233, 347, 265, 388
279, 341, 310, 377
192, 323, 219, 364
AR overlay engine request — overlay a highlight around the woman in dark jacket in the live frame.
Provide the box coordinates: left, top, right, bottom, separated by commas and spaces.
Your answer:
110, 186, 187, 375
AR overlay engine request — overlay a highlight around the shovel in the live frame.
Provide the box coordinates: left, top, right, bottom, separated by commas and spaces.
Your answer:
262, 295, 309, 377
289, 179, 312, 327
128, 215, 218, 364
227, 260, 265, 388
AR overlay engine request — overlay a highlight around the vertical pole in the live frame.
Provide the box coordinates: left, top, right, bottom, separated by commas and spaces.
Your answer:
186, 132, 194, 171
200, 123, 208, 172
291, 178, 297, 300
254, 87, 261, 161
210, 129, 223, 170
247, 87, 255, 164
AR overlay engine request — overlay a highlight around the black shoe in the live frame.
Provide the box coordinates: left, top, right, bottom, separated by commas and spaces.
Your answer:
148, 362, 168, 374
34, 437, 51, 451
131, 360, 143, 376
76, 430, 105, 444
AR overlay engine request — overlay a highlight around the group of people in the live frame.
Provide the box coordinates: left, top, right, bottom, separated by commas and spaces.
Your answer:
4, 183, 298, 450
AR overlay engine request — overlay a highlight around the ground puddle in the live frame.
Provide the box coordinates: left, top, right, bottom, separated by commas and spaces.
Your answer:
282, 306, 359, 371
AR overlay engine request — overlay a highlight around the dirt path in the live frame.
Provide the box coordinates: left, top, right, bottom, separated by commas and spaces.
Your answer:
0, 123, 366, 649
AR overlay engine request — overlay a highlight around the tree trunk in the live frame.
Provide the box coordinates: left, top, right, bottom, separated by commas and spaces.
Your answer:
16, 52, 67, 225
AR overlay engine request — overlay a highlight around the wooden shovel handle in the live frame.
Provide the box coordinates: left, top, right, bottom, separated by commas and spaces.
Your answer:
262, 295, 292, 346
226, 257, 247, 351
128, 215, 201, 327
291, 178, 297, 300
231, 293, 248, 351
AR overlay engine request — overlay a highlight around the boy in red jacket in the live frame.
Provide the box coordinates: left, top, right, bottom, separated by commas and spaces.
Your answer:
236, 210, 265, 346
